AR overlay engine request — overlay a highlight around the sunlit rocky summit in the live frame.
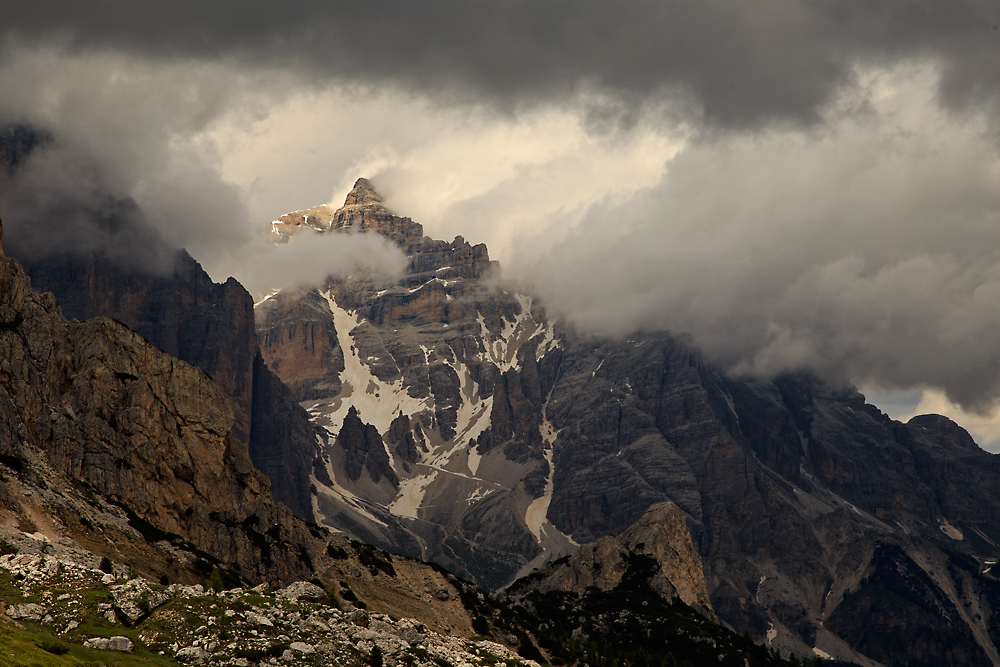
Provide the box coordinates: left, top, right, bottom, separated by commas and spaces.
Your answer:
259, 178, 565, 586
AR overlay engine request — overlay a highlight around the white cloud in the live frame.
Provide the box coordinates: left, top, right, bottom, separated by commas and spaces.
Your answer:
198, 87, 684, 265
514, 62, 1000, 413
215, 228, 408, 300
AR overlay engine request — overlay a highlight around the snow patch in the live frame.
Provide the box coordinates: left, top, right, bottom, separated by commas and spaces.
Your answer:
407, 277, 458, 294
388, 471, 439, 519
939, 518, 964, 541
253, 289, 281, 308
467, 487, 492, 503
442, 356, 494, 455
524, 403, 569, 544
476, 295, 543, 373
320, 290, 432, 439
467, 442, 484, 477
530, 319, 560, 361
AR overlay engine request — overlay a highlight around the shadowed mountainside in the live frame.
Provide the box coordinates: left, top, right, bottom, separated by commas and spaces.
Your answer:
255, 179, 1000, 666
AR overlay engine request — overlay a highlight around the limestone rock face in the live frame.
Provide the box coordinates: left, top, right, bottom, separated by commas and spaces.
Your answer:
256, 287, 345, 401
20, 245, 321, 522
339, 406, 398, 487
23, 251, 258, 445
518, 502, 713, 619
0, 228, 315, 584
619, 502, 713, 615
248, 351, 325, 519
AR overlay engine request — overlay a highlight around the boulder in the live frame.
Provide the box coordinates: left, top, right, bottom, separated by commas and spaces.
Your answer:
175, 646, 209, 663
111, 578, 169, 623
7, 602, 46, 621
276, 581, 326, 603
84, 636, 134, 652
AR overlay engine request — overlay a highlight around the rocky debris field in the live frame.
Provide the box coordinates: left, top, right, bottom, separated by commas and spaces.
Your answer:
0, 545, 536, 667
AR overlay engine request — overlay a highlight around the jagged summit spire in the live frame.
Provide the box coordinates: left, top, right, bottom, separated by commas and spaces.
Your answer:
269, 176, 424, 245
343, 177, 383, 207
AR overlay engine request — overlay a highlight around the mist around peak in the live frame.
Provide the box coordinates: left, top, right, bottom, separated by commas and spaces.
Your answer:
227, 226, 409, 301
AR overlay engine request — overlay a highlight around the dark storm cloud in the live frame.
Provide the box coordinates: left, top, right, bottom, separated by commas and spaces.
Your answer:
5, 1, 1000, 128
6, 1, 1000, 417
0, 129, 178, 273
0, 49, 261, 274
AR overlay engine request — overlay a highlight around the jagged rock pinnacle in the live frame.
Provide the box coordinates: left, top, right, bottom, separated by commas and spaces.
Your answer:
343, 177, 383, 207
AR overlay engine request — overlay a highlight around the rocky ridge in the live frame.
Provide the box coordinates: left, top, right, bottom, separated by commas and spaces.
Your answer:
2, 124, 320, 522
260, 179, 1000, 666
21, 250, 322, 523
511, 502, 714, 620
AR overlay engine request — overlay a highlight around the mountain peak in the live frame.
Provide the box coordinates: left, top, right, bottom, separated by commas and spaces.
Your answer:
343, 177, 383, 207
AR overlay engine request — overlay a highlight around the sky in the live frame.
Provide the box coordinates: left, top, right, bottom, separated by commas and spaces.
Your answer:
4, 2, 1000, 449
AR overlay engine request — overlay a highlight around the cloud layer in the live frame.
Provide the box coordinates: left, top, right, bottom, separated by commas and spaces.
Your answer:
513, 65, 1000, 412
224, 229, 409, 300
6, 1, 1000, 128
5, 4, 1000, 422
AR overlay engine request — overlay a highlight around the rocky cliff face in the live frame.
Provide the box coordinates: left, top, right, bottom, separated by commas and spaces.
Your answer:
0, 219, 307, 584
258, 179, 1000, 666
511, 502, 713, 620
23, 252, 258, 444
0, 125, 321, 522
19, 246, 321, 522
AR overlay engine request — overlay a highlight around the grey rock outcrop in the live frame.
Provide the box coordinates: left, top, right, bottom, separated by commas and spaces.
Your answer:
519, 502, 713, 619
339, 406, 398, 486
111, 577, 169, 623
276, 580, 326, 603
84, 636, 134, 652
174, 645, 209, 662
7, 602, 46, 621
